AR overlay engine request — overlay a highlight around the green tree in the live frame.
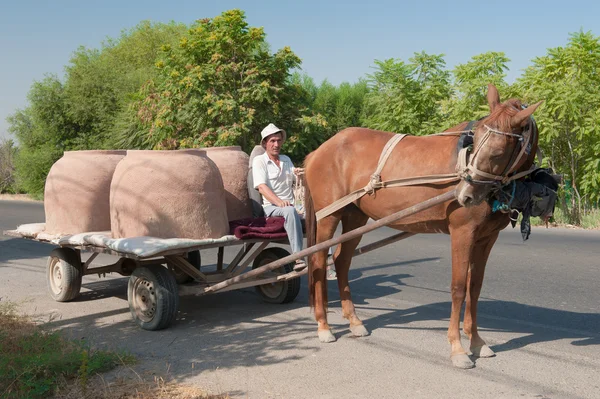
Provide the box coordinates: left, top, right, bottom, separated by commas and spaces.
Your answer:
285, 74, 368, 161
441, 51, 510, 128
8, 76, 77, 196
0, 139, 18, 193
362, 52, 450, 134
516, 31, 600, 223
296, 76, 368, 134
325, 80, 368, 133
8, 22, 186, 196
65, 21, 186, 149
122, 9, 304, 152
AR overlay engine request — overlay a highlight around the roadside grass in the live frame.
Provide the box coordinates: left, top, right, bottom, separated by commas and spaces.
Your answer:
0, 300, 228, 399
530, 207, 600, 229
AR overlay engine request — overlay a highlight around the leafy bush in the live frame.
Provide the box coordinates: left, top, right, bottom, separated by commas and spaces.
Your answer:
0, 139, 18, 193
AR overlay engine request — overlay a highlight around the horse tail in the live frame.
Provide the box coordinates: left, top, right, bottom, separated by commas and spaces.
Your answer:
304, 155, 318, 310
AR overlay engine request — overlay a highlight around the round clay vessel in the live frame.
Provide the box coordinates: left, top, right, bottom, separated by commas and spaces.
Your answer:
44, 150, 126, 235
202, 146, 252, 221
110, 149, 229, 239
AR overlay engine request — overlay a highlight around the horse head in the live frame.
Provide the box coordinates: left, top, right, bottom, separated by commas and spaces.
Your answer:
456, 84, 542, 207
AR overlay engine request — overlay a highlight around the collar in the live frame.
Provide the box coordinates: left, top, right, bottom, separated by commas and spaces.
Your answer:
263, 152, 284, 164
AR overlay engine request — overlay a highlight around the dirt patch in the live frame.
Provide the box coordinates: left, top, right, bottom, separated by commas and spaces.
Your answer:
54, 371, 229, 399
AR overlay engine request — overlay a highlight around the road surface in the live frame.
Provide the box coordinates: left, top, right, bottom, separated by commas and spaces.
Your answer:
1, 200, 599, 398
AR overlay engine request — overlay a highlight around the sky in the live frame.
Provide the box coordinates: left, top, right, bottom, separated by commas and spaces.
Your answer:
1, 0, 598, 141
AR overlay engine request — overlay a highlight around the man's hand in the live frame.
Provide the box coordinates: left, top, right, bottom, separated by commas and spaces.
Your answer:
257, 183, 292, 208
277, 199, 292, 207
293, 167, 305, 176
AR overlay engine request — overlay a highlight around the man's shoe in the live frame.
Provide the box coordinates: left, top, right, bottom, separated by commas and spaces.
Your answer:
326, 267, 337, 280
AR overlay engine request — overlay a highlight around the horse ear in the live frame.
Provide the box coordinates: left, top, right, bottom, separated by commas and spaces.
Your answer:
487, 84, 500, 111
510, 101, 543, 128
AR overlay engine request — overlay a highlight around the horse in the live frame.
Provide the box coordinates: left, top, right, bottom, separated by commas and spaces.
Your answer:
303, 84, 542, 369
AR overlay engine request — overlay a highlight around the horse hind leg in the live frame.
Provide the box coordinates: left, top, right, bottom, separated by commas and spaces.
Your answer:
336, 205, 369, 337
463, 233, 499, 359
313, 213, 341, 343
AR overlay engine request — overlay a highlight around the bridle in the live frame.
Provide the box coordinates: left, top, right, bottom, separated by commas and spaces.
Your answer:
457, 117, 537, 188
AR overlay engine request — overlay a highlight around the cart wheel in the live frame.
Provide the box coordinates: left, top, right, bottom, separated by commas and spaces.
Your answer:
128, 265, 179, 331
252, 248, 301, 304
46, 248, 83, 302
169, 251, 202, 284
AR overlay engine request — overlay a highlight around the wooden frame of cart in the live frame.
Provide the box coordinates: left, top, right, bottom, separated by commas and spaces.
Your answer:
4, 190, 454, 332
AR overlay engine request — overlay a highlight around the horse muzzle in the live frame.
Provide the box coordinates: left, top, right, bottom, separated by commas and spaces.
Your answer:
456, 180, 489, 208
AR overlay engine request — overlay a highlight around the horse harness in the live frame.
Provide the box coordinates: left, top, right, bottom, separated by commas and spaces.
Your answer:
315, 117, 540, 222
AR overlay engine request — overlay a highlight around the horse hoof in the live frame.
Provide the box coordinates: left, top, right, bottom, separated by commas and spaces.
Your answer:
318, 329, 336, 343
451, 354, 475, 369
471, 344, 495, 358
350, 324, 369, 337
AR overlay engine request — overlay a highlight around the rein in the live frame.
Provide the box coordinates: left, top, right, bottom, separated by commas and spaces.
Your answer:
315, 120, 537, 222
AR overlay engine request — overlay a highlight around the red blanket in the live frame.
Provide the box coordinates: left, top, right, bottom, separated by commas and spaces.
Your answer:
229, 217, 288, 240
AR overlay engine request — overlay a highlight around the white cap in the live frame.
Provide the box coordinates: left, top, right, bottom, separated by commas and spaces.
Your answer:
260, 123, 286, 143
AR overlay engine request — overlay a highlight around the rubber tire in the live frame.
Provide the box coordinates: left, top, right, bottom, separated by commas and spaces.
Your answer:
46, 248, 83, 302
128, 264, 179, 331
252, 248, 301, 304
170, 251, 202, 284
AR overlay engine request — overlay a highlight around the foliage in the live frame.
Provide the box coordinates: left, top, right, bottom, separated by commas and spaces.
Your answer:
307, 77, 369, 134
0, 139, 18, 193
515, 31, 600, 224
67, 20, 186, 149
284, 114, 329, 162
8, 22, 185, 197
0, 300, 134, 399
8, 76, 76, 197
121, 9, 304, 152
286, 74, 368, 159
361, 52, 451, 134
6, 11, 600, 226
441, 51, 510, 128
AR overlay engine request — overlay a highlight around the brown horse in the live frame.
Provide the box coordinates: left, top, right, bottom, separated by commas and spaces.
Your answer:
303, 84, 542, 369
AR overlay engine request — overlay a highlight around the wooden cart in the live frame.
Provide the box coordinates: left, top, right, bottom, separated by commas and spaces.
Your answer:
4, 191, 454, 331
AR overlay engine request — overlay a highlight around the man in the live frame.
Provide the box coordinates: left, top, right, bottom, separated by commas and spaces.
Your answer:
252, 123, 306, 271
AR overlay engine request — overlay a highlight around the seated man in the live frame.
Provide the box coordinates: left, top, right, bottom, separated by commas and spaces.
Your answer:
253, 123, 305, 271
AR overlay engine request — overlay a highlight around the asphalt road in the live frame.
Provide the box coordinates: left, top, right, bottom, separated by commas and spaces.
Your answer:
1, 200, 599, 399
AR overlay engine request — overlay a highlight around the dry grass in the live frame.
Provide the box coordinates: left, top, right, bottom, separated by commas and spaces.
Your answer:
53, 374, 229, 399
0, 300, 228, 399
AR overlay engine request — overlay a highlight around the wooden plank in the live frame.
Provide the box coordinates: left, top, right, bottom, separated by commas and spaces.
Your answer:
230, 241, 270, 278
324, 231, 415, 267
82, 253, 99, 273
204, 190, 456, 293
224, 243, 255, 275
165, 255, 208, 282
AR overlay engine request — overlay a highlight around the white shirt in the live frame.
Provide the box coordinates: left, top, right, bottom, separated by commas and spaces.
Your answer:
252, 153, 295, 207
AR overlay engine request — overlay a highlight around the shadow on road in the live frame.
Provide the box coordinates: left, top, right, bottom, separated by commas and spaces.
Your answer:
24, 253, 596, 384
0, 238, 53, 263
45, 282, 314, 379
358, 297, 600, 351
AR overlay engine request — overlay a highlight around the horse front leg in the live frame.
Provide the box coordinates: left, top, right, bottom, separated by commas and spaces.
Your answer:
463, 232, 499, 359
313, 215, 340, 343
337, 208, 369, 337
448, 229, 476, 369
